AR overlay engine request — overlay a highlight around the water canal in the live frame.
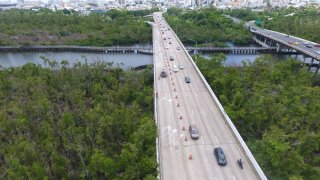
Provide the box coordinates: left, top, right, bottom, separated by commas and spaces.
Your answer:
0, 43, 306, 69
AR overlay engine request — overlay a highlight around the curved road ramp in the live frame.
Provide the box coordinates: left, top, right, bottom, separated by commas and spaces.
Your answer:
153, 12, 267, 180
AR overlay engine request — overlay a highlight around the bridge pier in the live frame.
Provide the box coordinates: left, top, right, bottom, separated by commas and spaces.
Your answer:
276, 45, 280, 52
315, 64, 320, 75
308, 58, 315, 70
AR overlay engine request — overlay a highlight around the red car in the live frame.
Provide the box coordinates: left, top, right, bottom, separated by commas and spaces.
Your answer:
314, 44, 320, 48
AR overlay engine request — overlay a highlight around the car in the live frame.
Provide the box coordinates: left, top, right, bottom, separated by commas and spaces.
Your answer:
185, 76, 191, 83
294, 42, 299, 45
165, 46, 169, 49
177, 47, 181, 50
214, 147, 227, 166
302, 41, 309, 45
168, 28, 170, 30
173, 65, 179, 72
169, 41, 172, 44
306, 44, 312, 48
315, 44, 320, 48
315, 50, 320, 54
169, 56, 174, 61
168, 37, 171, 39
160, 69, 167, 78
189, 125, 199, 140
179, 65, 184, 69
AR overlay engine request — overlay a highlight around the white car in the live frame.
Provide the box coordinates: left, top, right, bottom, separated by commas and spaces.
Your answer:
179, 65, 184, 69
173, 65, 179, 72
315, 50, 320, 54
302, 41, 309, 45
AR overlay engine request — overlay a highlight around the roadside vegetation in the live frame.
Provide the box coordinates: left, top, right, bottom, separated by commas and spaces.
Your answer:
194, 54, 320, 179
0, 8, 157, 46
164, 8, 252, 46
0, 61, 157, 179
226, 7, 320, 43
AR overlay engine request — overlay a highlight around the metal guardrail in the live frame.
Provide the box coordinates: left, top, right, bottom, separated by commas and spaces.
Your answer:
164, 17, 268, 180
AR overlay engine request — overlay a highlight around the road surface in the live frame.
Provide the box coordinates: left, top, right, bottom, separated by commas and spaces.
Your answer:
154, 13, 258, 180
247, 21, 320, 60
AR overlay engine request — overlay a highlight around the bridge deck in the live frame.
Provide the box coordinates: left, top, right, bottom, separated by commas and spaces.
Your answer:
154, 13, 261, 180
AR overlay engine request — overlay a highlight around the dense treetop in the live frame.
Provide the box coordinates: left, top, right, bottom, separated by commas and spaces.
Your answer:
0, 8, 157, 46
164, 8, 252, 46
226, 7, 320, 43
0, 61, 157, 179
194, 54, 320, 179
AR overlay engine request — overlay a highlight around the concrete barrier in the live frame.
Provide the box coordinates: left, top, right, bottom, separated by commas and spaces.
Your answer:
164, 17, 268, 180
149, 20, 162, 180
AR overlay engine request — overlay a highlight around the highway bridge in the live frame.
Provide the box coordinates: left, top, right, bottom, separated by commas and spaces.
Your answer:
0, 45, 284, 55
247, 22, 320, 70
153, 12, 267, 180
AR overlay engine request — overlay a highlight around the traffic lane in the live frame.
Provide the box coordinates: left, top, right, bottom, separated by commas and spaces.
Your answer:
172, 35, 258, 179
168, 54, 252, 179
159, 14, 258, 180
176, 64, 258, 179
155, 25, 193, 179
159, 51, 219, 179
163, 64, 257, 179
259, 29, 320, 54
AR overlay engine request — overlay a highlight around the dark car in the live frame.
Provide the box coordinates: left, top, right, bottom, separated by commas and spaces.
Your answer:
189, 125, 199, 140
160, 69, 167, 78
306, 44, 312, 48
185, 76, 191, 83
214, 147, 227, 166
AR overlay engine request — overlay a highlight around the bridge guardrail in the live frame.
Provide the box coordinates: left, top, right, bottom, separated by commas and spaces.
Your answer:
164, 18, 268, 180
252, 30, 320, 61
150, 20, 162, 180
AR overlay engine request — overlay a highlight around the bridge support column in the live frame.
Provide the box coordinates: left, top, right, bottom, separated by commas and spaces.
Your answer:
315, 64, 320, 75
308, 58, 314, 70
276, 45, 280, 52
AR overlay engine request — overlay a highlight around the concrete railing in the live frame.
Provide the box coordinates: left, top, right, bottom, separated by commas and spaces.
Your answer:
252, 30, 320, 61
149, 20, 162, 180
163, 17, 268, 180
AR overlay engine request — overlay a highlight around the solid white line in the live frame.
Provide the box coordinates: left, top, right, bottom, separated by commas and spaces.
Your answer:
200, 136, 204, 144
215, 136, 220, 145
233, 175, 236, 180
214, 177, 218, 180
